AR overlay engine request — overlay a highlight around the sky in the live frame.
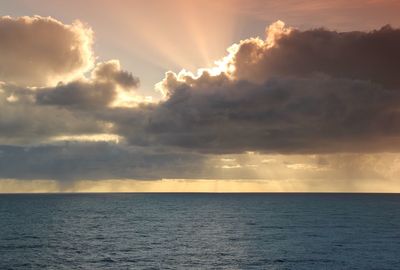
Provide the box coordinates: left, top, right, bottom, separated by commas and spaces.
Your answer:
1, 0, 400, 192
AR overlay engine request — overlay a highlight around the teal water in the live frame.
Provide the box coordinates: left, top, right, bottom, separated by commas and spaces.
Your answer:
1, 193, 400, 269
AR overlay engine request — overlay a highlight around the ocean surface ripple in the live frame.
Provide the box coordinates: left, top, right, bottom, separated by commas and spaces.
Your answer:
1, 193, 399, 269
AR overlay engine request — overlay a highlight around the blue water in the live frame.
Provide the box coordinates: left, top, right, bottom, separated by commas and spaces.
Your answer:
0, 194, 400, 269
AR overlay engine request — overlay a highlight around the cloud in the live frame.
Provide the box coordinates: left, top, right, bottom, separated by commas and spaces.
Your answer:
36, 81, 116, 109
36, 60, 139, 109
117, 22, 400, 154
232, 23, 400, 88
0, 61, 138, 143
1, 142, 398, 185
144, 74, 400, 153
0, 143, 206, 181
0, 16, 139, 144
0, 94, 108, 145
0, 16, 94, 87
3, 19, 400, 155
2, 16, 400, 189
93, 60, 140, 89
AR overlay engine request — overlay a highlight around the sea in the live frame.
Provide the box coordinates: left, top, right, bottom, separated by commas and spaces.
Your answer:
0, 193, 399, 269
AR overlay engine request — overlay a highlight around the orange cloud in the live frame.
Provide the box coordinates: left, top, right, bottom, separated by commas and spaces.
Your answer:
0, 16, 94, 87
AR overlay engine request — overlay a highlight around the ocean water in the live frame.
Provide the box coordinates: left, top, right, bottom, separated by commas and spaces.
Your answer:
0, 194, 400, 270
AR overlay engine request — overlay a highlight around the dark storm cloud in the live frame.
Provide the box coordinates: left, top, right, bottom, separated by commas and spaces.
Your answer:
0, 16, 139, 139
0, 59, 139, 143
0, 84, 107, 144
36, 60, 139, 109
116, 74, 400, 153
2, 17, 400, 184
0, 16, 93, 87
3, 18, 400, 156
113, 23, 400, 154
233, 24, 400, 88
36, 81, 117, 109
0, 143, 206, 181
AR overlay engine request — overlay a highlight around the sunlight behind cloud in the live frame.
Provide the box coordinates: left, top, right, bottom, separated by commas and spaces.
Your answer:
93, 0, 239, 72
155, 20, 292, 96
50, 134, 122, 143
